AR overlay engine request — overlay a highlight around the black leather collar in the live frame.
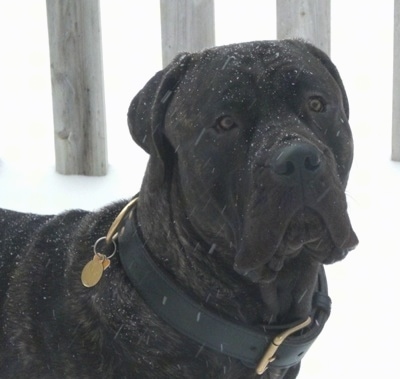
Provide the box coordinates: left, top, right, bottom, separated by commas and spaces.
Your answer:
118, 207, 331, 374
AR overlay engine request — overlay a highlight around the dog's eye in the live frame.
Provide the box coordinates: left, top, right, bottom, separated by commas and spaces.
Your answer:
217, 116, 237, 131
308, 97, 325, 112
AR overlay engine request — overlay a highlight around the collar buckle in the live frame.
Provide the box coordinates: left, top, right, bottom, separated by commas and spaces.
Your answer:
256, 317, 312, 375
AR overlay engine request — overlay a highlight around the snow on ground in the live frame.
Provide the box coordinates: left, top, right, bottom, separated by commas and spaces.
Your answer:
0, 1, 399, 377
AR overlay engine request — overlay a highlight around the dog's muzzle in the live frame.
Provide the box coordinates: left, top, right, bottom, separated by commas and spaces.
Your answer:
234, 140, 358, 278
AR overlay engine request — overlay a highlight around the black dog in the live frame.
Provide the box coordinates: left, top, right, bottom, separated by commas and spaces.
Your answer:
0, 40, 358, 378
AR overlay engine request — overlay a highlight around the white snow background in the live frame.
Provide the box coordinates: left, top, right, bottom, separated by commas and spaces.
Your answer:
0, 1, 398, 377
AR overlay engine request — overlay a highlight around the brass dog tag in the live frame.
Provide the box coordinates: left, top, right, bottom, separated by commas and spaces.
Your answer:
81, 254, 105, 287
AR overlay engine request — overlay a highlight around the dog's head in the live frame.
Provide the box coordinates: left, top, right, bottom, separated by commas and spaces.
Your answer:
128, 40, 358, 283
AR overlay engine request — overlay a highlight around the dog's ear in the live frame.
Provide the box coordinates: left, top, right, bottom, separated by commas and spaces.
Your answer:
127, 53, 192, 190
289, 40, 350, 120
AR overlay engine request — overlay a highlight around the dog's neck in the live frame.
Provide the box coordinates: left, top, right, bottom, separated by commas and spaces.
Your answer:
136, 183, 319, 325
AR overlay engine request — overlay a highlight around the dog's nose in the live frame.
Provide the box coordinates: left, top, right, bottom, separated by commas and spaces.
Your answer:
272, 143, 322, 181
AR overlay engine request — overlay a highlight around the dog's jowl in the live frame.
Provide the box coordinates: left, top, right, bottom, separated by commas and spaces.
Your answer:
0, 40, 358, 378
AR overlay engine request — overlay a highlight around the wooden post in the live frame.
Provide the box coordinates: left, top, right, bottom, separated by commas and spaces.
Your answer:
276, 0, 331, 56
160, 0, 215, 67
46, 0, 108, 176
393, 0, 400, 161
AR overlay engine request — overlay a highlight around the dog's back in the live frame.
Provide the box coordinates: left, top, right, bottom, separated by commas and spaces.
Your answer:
0, 210, 52, 300
0, 208, 90, 375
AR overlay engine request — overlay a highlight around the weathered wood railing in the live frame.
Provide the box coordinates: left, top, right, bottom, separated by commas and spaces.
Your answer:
160, 0, 215, 67
277, 0, 330, 55
46, 0, 400, 175
46, 0, 107, 176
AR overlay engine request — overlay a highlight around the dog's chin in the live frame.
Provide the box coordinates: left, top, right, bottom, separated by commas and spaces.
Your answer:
234, 209, 358, 283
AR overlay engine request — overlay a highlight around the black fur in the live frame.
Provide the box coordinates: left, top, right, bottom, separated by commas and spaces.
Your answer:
0, 40, 357, 378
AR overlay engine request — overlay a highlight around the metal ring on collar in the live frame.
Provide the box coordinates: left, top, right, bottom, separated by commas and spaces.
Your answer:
94, 236, 117, 259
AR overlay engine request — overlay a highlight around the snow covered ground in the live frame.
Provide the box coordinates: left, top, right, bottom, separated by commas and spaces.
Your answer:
0, 1, 398, 377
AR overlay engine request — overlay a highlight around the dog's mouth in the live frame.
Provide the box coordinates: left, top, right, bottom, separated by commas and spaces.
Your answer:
234, 207, 358, 283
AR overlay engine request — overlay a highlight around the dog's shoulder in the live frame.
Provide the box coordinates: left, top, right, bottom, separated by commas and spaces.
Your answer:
0, 201, 132, 376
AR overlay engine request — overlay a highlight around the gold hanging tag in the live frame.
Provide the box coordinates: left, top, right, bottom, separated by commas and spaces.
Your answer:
81, 197, 138, 288
81, 253, 106, 288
